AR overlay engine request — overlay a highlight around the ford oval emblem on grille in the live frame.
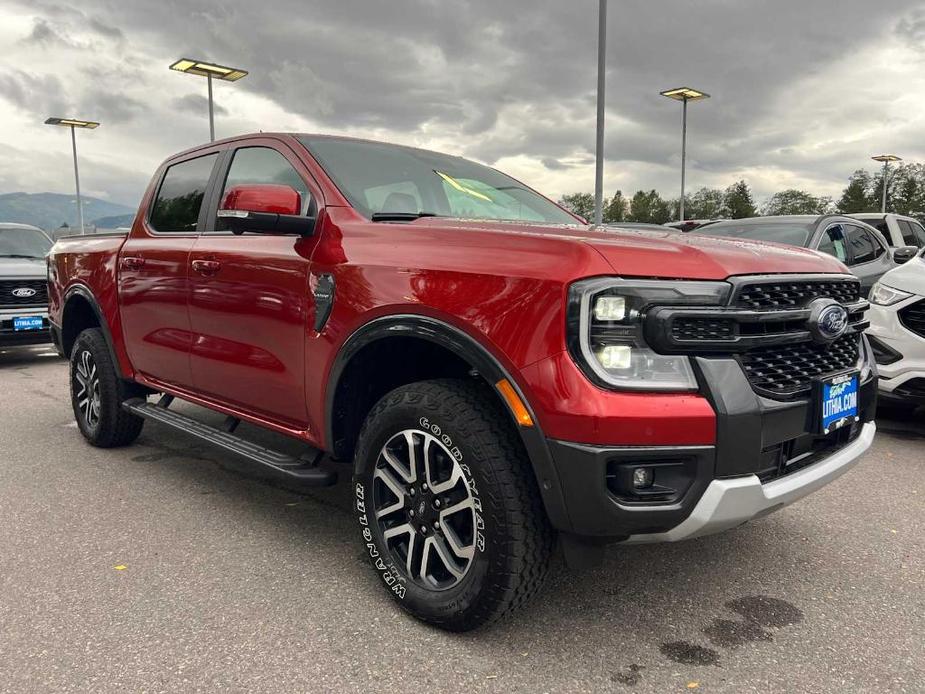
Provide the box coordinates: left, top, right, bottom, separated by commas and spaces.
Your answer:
808, 298, 849, 344
11, 287, 37, 298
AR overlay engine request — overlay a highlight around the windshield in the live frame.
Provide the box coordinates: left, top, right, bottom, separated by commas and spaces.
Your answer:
694, 221, 811, 247
0, 227, 52, 258
299, 136, 578, 225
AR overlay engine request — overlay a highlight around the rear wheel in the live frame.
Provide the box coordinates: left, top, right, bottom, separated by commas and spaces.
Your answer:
70, 328, 145, 447
353, 379, 553, 631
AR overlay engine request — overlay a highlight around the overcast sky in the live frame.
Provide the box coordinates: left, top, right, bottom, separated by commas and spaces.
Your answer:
2, 0, 925, 209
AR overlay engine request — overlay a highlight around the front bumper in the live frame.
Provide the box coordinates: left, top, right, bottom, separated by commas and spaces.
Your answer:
0, 308, 51, 346
623, 422, 876, 543
867, 299, 925, 402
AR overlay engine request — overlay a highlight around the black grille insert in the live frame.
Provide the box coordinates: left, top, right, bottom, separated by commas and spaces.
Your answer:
736, 279, 860, 310
740, 333, 860, 396
671, 317, 736, 342
0, 279, 47, 307
899, 299, 925, 338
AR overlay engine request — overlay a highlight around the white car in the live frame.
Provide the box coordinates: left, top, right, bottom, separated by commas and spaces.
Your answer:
867, 248, 925, 408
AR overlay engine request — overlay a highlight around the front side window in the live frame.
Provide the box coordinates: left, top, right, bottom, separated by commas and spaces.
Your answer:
817, 224, 848, 263
149, 154, 218, 232
844, 224, 880, 264
912, 221, 925, 246
298, 136, 578, 225
217, 147, 310, 231
897, 219, 920, 247
0, 227, 52, 258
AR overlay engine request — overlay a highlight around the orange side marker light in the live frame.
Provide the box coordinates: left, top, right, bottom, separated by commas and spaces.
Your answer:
496, 379, 534, 427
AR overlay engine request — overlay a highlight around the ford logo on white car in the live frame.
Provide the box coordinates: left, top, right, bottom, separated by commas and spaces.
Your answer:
12, 287, 38, 298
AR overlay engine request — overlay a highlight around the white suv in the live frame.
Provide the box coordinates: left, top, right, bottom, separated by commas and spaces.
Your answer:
867, 248, 925, 408
850, 213, 925, 249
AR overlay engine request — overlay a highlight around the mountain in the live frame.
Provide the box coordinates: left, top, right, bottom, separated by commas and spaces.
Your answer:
0, 192, 136, 231
91, 213, 137, 229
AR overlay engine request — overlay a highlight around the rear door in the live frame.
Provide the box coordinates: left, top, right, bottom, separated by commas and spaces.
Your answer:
118, 151, 221, 387
187, 139, 323, 428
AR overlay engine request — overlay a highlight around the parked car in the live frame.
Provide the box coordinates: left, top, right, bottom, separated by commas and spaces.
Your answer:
693, 215, 901, 293
866, 248, 925, 409
0, 222, 53, 347
48, 133, 877, 630
848, 213, 925, 249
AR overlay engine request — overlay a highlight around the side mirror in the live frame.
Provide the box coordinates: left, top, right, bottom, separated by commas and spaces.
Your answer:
893, 245, 918, 264
218, 184, 316, 236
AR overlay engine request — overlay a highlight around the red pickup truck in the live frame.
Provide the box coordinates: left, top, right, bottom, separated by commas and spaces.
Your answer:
48, 133, 877, 630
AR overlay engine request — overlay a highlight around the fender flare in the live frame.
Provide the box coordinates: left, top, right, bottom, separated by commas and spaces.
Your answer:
62, 284, 127, 380
325, 314, 572, 530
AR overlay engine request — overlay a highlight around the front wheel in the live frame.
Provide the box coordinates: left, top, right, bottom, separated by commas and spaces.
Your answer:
353, 379, 553, 631
70, 328, 145, 447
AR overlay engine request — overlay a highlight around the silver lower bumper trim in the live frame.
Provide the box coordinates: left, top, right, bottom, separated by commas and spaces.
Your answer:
623, 422, 876, 544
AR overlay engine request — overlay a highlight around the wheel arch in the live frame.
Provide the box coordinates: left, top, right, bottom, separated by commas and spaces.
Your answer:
61, 285, 127, 379
325, 314, 572, 530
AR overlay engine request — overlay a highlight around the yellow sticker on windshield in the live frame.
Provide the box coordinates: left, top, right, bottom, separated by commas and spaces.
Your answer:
434, 170, 494, 203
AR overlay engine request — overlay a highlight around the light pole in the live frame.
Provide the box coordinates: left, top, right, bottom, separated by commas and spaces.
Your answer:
44, 117, 100, 235
593, 0, 607, 226
660, 87, 710, 222
872, 154, 901, 213
169, 58, 248, 142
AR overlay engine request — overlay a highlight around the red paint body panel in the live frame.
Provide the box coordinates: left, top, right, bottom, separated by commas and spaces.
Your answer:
47, 132, 853, 456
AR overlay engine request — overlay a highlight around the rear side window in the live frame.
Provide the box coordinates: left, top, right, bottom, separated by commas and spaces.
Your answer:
897, 219, 922, 247
844, 224, 881, 264
149, 153, 218, 232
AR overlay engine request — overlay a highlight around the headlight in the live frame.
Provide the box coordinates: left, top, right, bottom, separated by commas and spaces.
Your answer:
869, 281, 913, 306
567, 278, 730, 391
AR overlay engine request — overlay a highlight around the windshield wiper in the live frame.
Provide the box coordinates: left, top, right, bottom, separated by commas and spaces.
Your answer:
370, 211, 442, 223
0, 254, 44, 259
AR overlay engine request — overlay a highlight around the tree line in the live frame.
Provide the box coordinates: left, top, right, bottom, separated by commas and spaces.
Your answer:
558, 162, 925, 224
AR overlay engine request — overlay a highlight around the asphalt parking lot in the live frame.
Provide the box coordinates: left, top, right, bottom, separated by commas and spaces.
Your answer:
0, 346, 922, 693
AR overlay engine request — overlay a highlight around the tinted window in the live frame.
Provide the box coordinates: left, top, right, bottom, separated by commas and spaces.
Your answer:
845, 224, 880, 264
218, 147, 310, 230
299, 136, 578, 225
897, 219, 920, 247
0, 227, 52, 258
856, 217, 889, 237
817, 224, 848, 262
694, 222, 811, 246
911, 221, 925, 246
149, 154, 218, 232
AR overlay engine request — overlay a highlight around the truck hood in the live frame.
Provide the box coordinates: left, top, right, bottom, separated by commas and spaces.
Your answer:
878, 256, 925, 297
417, 219, 849, 279
0, 256, 47, 278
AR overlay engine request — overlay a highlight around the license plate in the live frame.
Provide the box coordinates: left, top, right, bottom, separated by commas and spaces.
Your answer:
816, 371, 859, 434
13, 316, 44, 332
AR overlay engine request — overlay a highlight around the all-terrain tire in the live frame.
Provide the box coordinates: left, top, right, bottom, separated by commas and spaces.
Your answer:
353, 378, 554, 631
70, 328, 145, 448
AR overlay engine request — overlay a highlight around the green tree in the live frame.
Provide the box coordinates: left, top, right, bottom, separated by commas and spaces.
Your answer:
761, 189, 832, 216
837, 170, 875, 213
686, 187, 725, 219
628, 190, 671, 224
602, 190, 627, 223
723, 180, 757, 218
884, 163, 925, 216
558, 193, 594, 221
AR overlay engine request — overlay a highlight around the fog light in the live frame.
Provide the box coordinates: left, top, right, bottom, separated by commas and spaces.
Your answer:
632, 467, 654, 489
597, 344, 632, 369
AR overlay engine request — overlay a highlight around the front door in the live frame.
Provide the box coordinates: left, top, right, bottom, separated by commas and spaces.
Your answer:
187, 142, 321, 427
119, 151, 220, 388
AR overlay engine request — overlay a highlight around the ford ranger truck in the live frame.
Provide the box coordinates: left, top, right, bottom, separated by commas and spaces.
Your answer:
47, 134, 877, 631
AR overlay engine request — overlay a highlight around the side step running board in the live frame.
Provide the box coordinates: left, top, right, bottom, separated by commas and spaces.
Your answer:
123, 397, 337, 486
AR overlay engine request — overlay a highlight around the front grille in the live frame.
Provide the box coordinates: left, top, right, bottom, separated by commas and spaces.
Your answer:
899, 299, 925, 338
756, 424, 860, 483
671, 317, 735, 342
0, 279, 48, 307
740, 333, 860, 396
736, 279, 860, 310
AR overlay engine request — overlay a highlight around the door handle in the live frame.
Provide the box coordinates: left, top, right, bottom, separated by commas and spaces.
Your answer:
192, 259, 222, 275
121, 256, 145, 270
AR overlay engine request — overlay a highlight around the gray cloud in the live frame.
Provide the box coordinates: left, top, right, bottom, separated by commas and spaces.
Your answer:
172, 93, 228, 117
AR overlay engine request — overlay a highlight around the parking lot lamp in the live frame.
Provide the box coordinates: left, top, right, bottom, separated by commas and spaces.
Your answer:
660, 87, 710, 222
44, 117, 100, 235
593, 0, 607, 226
872, 154, 902, 213
169, 59, 248, 142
